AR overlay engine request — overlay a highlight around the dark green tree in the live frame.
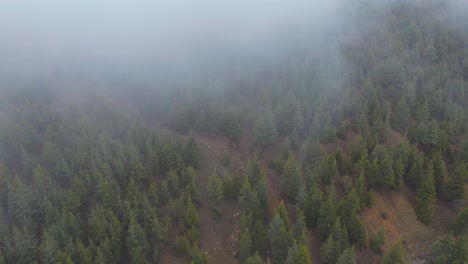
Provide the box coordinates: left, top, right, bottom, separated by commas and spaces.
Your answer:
445, 161, 466, 202
382, 241, 405, 264
415, 163, 436, 224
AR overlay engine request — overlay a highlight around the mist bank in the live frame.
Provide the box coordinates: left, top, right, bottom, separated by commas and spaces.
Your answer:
0, 0, 466, 97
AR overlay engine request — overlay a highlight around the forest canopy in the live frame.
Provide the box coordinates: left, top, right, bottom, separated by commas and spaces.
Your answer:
0, 0, 467, 263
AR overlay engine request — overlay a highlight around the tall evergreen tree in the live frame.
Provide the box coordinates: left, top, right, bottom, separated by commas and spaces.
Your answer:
383, 241, 405, 264
431, 152, 445, 196
415, 164, 436, 224
445, 161, 466, 202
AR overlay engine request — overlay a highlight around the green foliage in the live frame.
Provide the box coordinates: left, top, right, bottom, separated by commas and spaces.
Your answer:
191, 249, 209, 264
251, 219, 268, 254
239, 228, 252, 261
275, 201, 290, 228
426, 234, 468, 264
182, 135, 201, 169
245, 252, 263, 264
445, 161, 467, 202
321, 155, 338, 186
185, 196, 199, 227
254, 109, 278, 148
222, 173, 242, 201
369, 227, 386, 254
295, 244, 312, 264
406, 151, 424, 189
268, 214, 293, 264
415, 163, 436, 224
381, 153, 394, 188
336, 247, 357, 264
317, 190, 337, 241
283, 153, 303, 199
432, 152, 445, 196
382, 241, 405, 264
304, 183, 322, 228
451, 207, 468, 235
207, 173, 223, 210
221, 150, 231, 167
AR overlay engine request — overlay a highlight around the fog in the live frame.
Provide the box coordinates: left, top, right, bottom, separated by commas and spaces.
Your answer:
0, 0, 465, 93
0, 1, 345, 85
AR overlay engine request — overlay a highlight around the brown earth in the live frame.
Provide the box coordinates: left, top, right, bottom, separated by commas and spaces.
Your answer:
358, 187, 459, 263
154, 123, 461, 264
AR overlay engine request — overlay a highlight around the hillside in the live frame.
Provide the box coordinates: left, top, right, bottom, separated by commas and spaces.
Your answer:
0, 0, 467, 264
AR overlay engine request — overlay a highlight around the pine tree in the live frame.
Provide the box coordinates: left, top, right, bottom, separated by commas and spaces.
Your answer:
185, 195, 199, 227
369, 227, 386, 254
254, 109, 278, 148
256, 176, 270, 218
321, 155, 338, 186
317, 190, 337, 241
431, 152, 445, 196
207, 173, 223, 209
246, 154, 263, 187
293, 211, 308, 245
393, 159, 404, 190
336, 247, 357, 264
445, 161, 466, 202
182, 134, 201, 169
450, 207, 468, 235
366, 158, 380, 188
295, 244, 312, 264
382, 241, 405, 264
126, 212, 148, 260
239, 228, 252, 261
415, 164, 436, 224
381, 153, 394, 188
251, 220, 268, 254
407, 152, 424, 189
320, 235, 339, 264
392, 95, 410, 131
268, 215, 293, 264
245, 252, 263, 264
305, 183, 322, 227
275, 201, 290, 229
283, 153, 303, 199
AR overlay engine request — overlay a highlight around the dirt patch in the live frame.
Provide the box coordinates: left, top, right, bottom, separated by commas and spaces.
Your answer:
359, 188, 458, 263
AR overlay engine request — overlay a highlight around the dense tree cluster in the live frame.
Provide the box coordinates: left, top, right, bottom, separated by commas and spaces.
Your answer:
0, 0, 467, 263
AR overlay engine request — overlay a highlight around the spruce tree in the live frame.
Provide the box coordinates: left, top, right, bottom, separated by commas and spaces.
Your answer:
415, 164, 436, 224
431, 152, 445, 196
207, 173, 223, 209
382, 241, 405, 264
445, 161, 466, 202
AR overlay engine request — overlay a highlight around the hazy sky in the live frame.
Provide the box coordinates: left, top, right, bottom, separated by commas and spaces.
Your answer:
1, 0, 465, 84
0, 1, 341, 75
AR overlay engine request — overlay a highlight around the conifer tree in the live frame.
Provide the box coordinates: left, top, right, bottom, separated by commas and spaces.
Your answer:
305, 183, 322, 227
415, 164, 436, 224
431, 152, 445, 196
185, 195, 198, 227
336, 247, 357, 264
381, 153, 394, 188
445, 161, 466, 202
382, 241, 405, 264
239, 228, 252, 261
244, 252, 263, 264
207, 173, 223, 209
268, 215, 292, 264
283, 153, 302, 199
295, 244, 312, 264
317, 190, 337, 241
